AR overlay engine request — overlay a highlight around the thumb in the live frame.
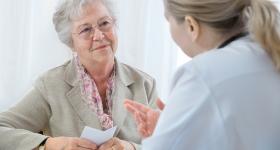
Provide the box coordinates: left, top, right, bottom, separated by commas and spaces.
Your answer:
156, 98, 165, 111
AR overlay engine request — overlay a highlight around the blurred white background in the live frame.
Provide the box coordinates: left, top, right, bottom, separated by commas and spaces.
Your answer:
0, 0, 189, 111
0, 0, 279, 111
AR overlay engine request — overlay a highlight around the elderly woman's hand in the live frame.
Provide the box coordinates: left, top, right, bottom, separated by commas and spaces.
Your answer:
124, 98, 165, 138
98, 137, 135, 150
45, 137, 97, 150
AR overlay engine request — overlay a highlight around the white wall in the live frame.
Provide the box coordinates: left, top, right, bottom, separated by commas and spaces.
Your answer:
0, 0, 178, 111
0, 0, 72, 111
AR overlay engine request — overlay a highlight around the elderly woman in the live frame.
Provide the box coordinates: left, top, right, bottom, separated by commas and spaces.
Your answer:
125, 0, 280, 150
0, 0, 157, 150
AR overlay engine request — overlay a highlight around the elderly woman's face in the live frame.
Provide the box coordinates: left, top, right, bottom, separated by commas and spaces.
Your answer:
71, 1, 117, 64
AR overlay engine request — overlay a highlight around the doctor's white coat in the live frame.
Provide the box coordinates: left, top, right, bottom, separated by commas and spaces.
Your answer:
143, 36, 280, 150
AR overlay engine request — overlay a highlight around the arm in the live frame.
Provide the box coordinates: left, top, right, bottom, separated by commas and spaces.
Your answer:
0, 78, 98, 150
0, 78, 51, 150
142, 65, 228, 150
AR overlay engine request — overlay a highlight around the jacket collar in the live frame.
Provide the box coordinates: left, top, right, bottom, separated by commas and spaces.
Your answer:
64, 58, 134, 87
64, 58, 134, 132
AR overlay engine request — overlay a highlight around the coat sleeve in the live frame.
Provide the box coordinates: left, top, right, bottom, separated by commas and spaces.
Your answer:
147, 78, 158, 109
0, 78, 51, 150
142, 64, 229, 150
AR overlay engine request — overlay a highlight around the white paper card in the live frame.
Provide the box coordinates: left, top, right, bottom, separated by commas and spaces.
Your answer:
80, 126, 117, 145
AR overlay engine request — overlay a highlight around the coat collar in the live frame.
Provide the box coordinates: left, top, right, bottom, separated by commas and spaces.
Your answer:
64, 58, 134, 87
65, 58, 134, 133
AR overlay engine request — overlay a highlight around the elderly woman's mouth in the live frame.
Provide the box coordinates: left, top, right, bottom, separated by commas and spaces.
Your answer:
89, 45, 109, 52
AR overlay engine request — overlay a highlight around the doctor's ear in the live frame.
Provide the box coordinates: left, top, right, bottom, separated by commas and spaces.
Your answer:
184, 16, 200, 42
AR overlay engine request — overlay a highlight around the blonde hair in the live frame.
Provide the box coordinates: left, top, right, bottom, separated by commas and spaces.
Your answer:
164, 0, 280, 70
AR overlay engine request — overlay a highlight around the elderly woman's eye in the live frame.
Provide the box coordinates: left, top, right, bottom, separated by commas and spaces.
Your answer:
79, 27, 92, 34
100, 21, 110, 27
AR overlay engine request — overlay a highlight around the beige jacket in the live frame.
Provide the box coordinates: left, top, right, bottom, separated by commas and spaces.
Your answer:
0, 59, 158, 150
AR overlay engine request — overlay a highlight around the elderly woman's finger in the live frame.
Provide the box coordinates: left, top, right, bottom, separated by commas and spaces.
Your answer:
111, 144, 124, 150
98, 138, 115, 150
76, 139, 97, 150
77, 147, 97, 150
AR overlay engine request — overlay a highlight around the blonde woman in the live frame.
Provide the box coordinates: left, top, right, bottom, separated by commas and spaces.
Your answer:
125, 0, 280, 149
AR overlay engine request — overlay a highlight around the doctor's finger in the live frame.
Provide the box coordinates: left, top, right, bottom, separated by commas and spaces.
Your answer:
156, 98, 165, 111
124, 100, 150, 113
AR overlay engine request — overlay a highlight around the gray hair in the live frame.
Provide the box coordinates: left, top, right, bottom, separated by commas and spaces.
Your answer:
53, 0, 115, 48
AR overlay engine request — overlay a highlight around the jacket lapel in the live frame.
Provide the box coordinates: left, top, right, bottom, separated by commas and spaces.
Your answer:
64, 59, 135, 133
112, 79, 133, 135
66, 86, 102, 130
112, 60, 134, 135
64, 60, 102, 130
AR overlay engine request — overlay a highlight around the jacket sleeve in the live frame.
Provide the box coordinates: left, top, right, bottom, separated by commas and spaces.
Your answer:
142, 64, 228, 150
0, 78, 51, 150
147, 78, 158, 109
130, 142, 141, 150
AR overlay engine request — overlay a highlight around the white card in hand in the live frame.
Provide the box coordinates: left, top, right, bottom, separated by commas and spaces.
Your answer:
80, 126, 117, 146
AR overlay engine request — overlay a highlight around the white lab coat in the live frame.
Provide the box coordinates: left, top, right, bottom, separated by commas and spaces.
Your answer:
143, 36, 280, 150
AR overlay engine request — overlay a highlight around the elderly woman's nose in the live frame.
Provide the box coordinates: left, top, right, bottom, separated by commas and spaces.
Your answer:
92, 29, 105, 41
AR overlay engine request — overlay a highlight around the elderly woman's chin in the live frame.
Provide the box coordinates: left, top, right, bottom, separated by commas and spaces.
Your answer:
89, 47, 115, 61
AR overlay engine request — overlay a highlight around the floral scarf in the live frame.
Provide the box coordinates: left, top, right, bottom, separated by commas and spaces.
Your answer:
74, 56, 115, 130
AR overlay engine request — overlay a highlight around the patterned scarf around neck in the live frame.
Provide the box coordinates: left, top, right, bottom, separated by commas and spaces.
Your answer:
74, 56, 115, 130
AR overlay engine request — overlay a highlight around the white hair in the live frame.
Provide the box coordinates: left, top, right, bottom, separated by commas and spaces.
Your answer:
53, 0, 115, 48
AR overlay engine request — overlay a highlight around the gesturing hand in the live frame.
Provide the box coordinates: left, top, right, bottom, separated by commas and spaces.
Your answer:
124, 98, 165, 138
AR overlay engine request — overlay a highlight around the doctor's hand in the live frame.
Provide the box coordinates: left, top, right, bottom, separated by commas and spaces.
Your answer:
45, 137, 97, 150
98, 137, 135, 150
124, 98, 165, 138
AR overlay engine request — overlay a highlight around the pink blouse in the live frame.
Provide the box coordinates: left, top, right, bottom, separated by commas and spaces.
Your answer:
74, 56, 115, 130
